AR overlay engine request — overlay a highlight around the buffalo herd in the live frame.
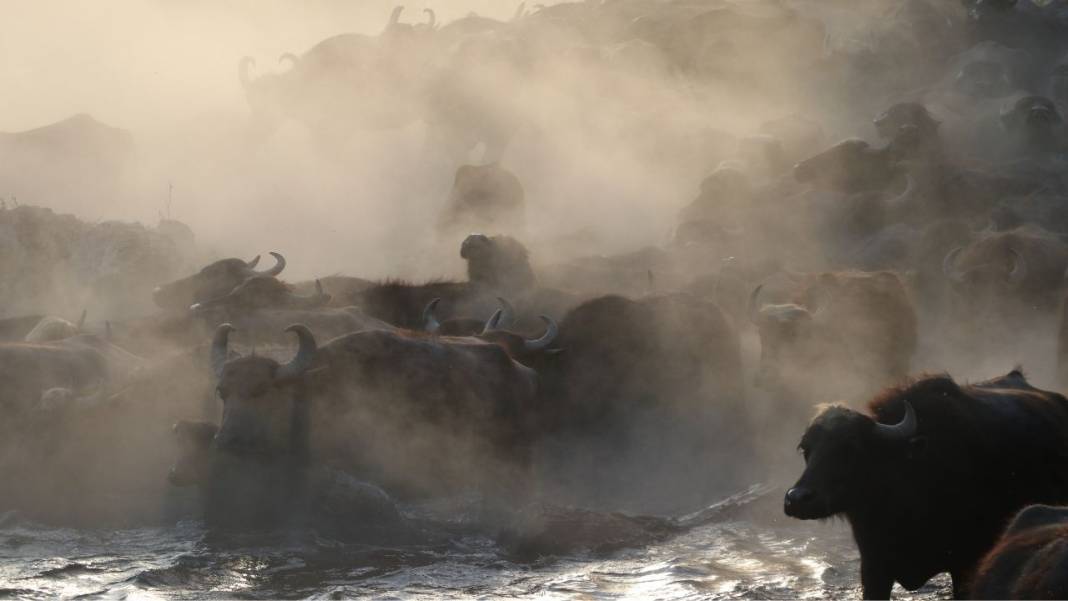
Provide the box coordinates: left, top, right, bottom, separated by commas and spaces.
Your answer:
11, 0, 1068, 599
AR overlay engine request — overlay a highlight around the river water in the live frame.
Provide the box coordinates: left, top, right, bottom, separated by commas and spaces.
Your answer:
0, 492, 952, 600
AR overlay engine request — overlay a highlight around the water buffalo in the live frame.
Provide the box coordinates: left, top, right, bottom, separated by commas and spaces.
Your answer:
785, 369, 1068, 598
461, 233, 536, 293
793, 138, 910, 194
208, 322, 539, 499
942, 225, 1068, 314
748, 271, 917, 401
999, 94, 1064, 155
152, 252, 286, 311
535, 292, 748, 512
969, 504, 1068, 599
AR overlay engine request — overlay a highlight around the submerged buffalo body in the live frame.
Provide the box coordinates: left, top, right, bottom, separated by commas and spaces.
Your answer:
786, 370, 1068, 598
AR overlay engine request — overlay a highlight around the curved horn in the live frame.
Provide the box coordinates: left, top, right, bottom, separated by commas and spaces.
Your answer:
389, 5, 404, 26
251, 251, 286, 277
278, 53, 299, 69
748, 284, 765, 325
873, 400, 918, 441
513, 2, 527, 20
524, 315, 559, 351
423, 8, 436, 28
238, 56, 256, 88
77, 308, 87, 331
289, 278, 330, 308
423, 297, 442, 333
211, 323, 235, 379
482, 308, 504, 334
246, 254, 261, 270
496, 296, 516, 328
888, 173, 914, 206
942, 246, 965, 284
277, 324, 317, 381
1006, 248, 1027, 287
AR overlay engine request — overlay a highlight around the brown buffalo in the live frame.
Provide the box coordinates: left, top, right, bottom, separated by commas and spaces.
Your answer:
749, 271, 917, 402
942, 226, 1068, 314
209, 322, 539, 498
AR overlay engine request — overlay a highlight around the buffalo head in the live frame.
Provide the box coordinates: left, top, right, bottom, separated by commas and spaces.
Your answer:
153, 252, 286, 311
460, 233, 537, 292
210, 322, 315, 457
748, 285, 824, 389
785, 401, 917, 520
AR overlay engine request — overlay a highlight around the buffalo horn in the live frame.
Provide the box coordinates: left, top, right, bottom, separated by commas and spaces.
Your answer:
873, 400, 917, 441
942, 247, 965, 284
747, 284, 765, 325
250, 251, 286, 277
278, 53, 299, 68
423, 298, 442, 333
496, 296, 516, 328
482, 308, 504, 334
1006, 249, 1027, 286
277, 324, 317, 381
524, 315, 559, 351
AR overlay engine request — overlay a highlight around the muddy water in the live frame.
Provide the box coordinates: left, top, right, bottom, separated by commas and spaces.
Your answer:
0, 495, 952, 600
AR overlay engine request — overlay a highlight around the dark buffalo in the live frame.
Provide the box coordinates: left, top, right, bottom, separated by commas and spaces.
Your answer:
152, 252, 286, 311
535, 293, 748, 512
785, 369, 1068, 598
748, 271, 917, 400
970, 504, 1068, 599
793, 138, 910, 193
461, 233, 537, 293
209, 322, 539, 498
999, 94, 1064, 155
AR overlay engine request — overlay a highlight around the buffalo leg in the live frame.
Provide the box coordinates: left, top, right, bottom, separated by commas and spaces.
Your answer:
860, 559, 894, 600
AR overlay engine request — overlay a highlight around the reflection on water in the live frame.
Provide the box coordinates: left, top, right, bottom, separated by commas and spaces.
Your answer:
0, 501, 952, 600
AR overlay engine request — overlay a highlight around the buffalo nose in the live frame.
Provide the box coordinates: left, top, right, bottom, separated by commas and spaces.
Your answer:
785, 487, 813, 508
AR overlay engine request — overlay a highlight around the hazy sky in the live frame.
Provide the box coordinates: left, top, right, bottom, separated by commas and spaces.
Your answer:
0, 1, 528, 131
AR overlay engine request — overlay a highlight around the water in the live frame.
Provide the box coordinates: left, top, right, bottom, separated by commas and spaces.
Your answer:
0, 497, 953, 599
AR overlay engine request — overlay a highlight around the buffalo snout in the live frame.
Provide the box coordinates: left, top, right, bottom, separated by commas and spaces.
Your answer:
784, 486, 823, 519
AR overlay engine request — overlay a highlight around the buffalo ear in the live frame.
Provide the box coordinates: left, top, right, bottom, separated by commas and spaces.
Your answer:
906, 436, 929, 460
